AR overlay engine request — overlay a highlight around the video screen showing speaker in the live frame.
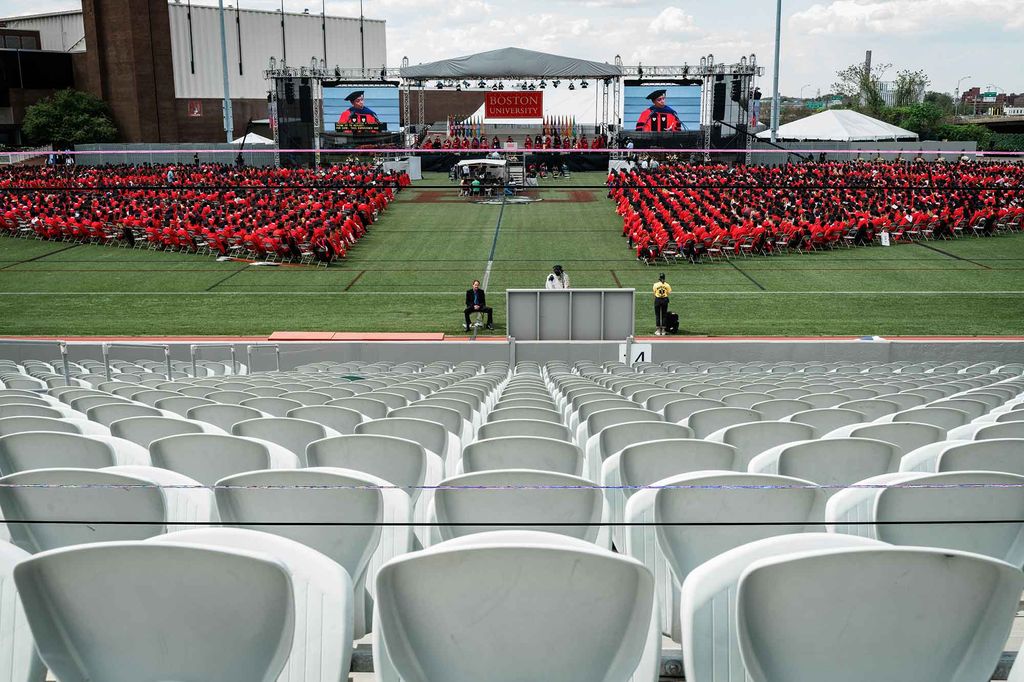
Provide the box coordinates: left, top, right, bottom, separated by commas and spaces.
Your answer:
323, 82, 400, 135
623, 80, 701, 133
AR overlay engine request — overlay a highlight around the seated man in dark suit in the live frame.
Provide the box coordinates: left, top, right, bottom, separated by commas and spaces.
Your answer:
464, 279, 494, 331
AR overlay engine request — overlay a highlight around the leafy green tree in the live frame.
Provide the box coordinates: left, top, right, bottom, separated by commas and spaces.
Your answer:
923, 91, 954, 116
832, 60, 890, 116
892, 69, 930, 107
883, 102, 945, 139
21, 89, 118, 147
935, 124, 993, 149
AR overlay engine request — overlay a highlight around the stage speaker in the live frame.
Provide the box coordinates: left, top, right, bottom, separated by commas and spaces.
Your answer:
712, 82, 726, 121
299, 83, 313, 123
730, 78, 742, 102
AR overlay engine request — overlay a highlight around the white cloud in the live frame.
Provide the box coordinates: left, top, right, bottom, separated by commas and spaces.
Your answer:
790, 0, 1024, 35
649, 7, 698, 34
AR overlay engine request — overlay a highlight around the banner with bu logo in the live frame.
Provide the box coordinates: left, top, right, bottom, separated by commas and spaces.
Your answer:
485, 91, 544, 119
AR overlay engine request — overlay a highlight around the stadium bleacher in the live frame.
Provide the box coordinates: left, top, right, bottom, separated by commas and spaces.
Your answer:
1, 356, 1023, 680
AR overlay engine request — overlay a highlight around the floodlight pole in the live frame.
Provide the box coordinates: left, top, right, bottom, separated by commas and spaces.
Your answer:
217, 0, 234, 143
770, 0, 782, 143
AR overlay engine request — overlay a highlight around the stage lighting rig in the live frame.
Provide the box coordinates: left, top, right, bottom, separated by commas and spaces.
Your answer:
581, 80, 588, 88
568, 81, 575, 90
540, 79, 547, 89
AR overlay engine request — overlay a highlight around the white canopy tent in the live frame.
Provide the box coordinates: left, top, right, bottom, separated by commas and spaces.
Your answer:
756, 109, 918, 142
232, 132, 276, 146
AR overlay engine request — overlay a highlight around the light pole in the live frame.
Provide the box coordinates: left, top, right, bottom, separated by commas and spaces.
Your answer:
799, 83, 811, 100
217, 0, 233, 143
954, 75, 971, 117
770, 0, 783, 143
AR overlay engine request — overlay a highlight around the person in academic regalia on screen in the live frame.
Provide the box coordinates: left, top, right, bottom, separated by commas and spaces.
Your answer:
337, 91, 380, 126
635, 89, 682, 132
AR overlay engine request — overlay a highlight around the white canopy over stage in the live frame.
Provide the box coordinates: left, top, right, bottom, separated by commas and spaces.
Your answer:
756, 110, 918, 142
400, 47, 622, 80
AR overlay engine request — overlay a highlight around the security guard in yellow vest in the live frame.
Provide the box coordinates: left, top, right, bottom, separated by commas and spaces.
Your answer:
653, 273, 671, 336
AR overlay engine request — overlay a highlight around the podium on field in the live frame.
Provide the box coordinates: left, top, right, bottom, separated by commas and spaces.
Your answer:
506, 289, 635, 341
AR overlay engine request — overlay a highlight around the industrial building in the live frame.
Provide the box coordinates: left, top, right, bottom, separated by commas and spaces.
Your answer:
1, 0, 386, 143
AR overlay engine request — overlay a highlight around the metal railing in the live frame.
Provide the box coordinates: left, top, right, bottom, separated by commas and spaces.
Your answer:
101, 343, 172, 382
190, 343, 239, 378
246, 344, 281, 373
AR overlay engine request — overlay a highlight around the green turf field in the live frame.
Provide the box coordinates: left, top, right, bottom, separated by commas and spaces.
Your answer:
1, 171, 1023, 337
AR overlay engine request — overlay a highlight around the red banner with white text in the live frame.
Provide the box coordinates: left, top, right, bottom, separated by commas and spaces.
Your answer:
485, 91, 544, 119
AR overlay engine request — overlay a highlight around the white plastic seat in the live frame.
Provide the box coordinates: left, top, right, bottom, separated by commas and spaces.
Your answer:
286, 405, 364, 434
823, 420, 946, 456
149, 433, 299, 485
154, 395, 216, 417
373, 530, 657, 682
85, 402, 164, 427
602, 439, 737, 551
461, 436, 584, 476
326, 396, 391, 420
186, 403, 268, 432
626, 471, 824, 642
14, 540, 295, 682
748, 399, 812, 420
684, 407, 762, 439
307, 433, 441, 548
680, 534, 885, 682
0, 539, 46, 682
241, 397, 305, 418
705, 421, 815, 470
735, 546, 1023, 682
388, 404, 466, 457
0, 415, 82, 436
900, 438, 1024, 474
278, 391, 333, 406
204, 390, 259, 405
0, 431, 149, 473
355, 417, 451, 476
880, 406, 970, 430
151, 528, 354, 682
216, 467, 409, 638
432, 470, 605, 543
836, 398, 900, 420
0, 404, 64, 419
583, 420, 691, 485
0, 465, 216, 552
782, 407, 865, 435
476, 418, 570, 442
108, 415, 219, 448
231, 417, 341, 467
488, 406, 563, 424
950, 421, 1024, 440
750, 437, 902, 493
826, 470, 1024, 566
130, 389, 181, 407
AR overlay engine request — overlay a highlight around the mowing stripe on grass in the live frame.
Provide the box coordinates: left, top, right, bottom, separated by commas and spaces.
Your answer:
204, 264, 249, 291
914, 242, 992, 269
610, 270, 622, 288
0, 243, 81, 271
343, 270, 366, 291
726, 260, 766, 290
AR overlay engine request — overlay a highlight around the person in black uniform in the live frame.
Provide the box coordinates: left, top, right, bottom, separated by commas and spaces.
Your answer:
464, 279, 494, 331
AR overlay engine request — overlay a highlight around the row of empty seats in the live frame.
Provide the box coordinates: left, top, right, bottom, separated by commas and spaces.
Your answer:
0, 355, 1022, 681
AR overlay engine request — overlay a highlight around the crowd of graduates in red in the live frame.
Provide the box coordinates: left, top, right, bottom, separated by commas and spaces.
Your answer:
420, 133, 608, 151
609, 160, 1024, 262
0, 162, 411, 263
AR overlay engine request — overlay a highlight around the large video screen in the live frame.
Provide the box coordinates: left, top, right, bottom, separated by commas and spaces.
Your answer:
323, 83, 400, 134
624, 80, 701, 132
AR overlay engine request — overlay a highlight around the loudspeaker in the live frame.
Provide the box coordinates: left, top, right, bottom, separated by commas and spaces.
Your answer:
730, 78, 742, 102
712, 82, 726, 121
299, 83, 313, 123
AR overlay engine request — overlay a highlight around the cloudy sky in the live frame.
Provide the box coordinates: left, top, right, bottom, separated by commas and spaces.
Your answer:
8, 0, 1022, 95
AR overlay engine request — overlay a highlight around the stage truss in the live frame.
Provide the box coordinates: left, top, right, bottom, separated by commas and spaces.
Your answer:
264, 56, 765, 166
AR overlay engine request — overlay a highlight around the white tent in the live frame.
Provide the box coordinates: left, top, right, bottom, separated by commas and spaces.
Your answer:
756, 109, 918, 142
232, 132, 275, 146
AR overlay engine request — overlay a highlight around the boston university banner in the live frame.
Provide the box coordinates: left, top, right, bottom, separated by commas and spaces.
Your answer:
485, 91, 544, 119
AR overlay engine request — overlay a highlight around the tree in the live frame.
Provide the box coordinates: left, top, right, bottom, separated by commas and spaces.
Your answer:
832, 60, 891, 116
923, 91, 954, 116
21, 89, 118, 147
892, 69, 929, 107
935, 123, 993, 150
883, 102, 945, 139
